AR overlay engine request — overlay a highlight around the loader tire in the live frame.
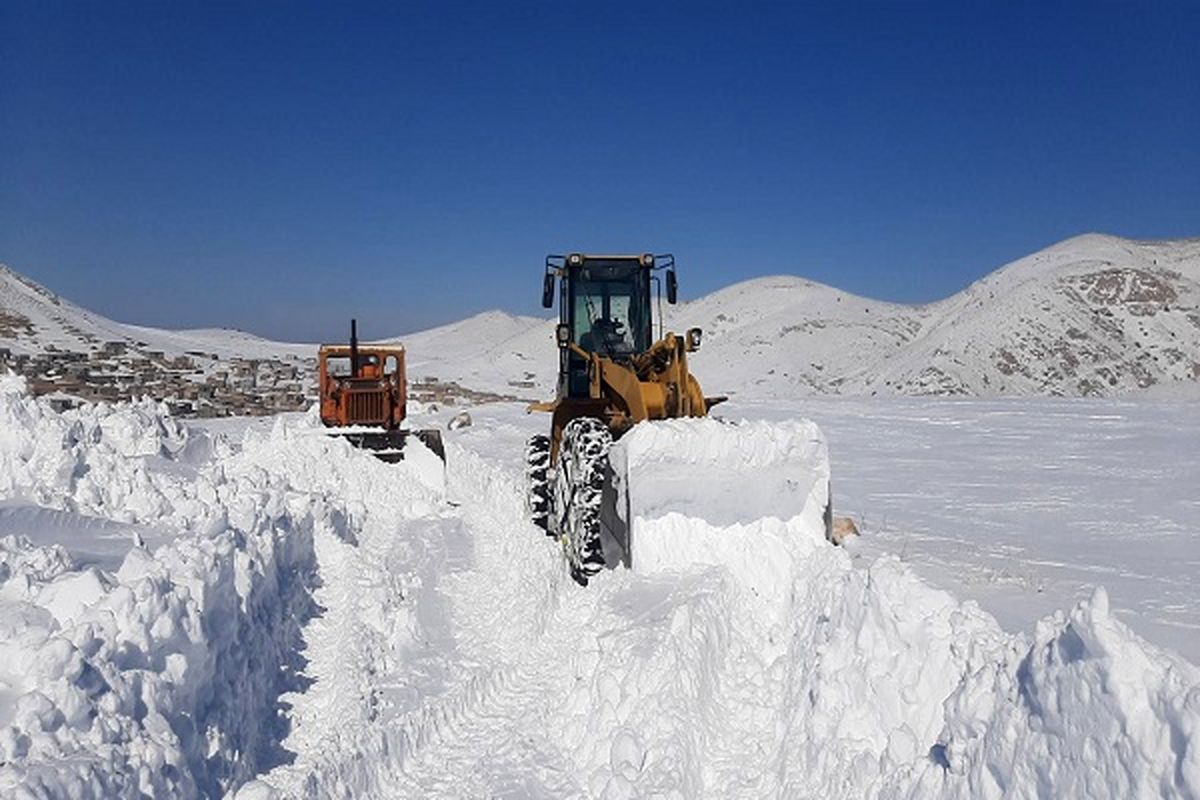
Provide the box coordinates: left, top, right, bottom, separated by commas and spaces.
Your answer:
525, 434, 552, 533
553, 417, 611, 586
824, 482, 834, 543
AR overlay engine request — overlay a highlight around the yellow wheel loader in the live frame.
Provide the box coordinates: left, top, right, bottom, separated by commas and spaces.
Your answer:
527, 253, 836, 585
525, 253, 739, 584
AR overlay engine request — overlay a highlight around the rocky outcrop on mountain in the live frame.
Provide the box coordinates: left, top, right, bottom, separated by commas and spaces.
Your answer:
678, 234, 1200, 398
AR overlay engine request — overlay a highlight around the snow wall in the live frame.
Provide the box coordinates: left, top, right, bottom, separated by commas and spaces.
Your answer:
0, 376, 443, 798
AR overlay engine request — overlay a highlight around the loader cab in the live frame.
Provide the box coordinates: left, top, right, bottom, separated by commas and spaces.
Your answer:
542, 253, 676, 399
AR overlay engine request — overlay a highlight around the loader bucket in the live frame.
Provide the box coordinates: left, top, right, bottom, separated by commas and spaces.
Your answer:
598, 417, 831, 581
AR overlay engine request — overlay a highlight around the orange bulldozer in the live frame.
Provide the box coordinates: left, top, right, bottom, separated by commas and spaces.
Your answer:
318, 319, 445, 462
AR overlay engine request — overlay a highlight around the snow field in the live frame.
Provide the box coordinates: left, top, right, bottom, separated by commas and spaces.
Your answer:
771, 395, 1200, 662
423, 408, 1200, 798
1, 386, 1197, 798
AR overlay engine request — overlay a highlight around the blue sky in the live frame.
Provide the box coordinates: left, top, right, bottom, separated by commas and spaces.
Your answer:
2, 1, 1197, 342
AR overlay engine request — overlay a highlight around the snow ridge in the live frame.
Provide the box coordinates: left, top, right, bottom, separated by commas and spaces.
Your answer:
675, 234, 1200, 398
370, 234, 1200, 400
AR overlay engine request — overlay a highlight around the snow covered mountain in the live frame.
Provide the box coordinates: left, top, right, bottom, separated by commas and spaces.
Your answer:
6, 233, 1200, 399
399, 310, 555, 396
397, 233, 1200, 399
667, 234, 1200, 398
845, 234, 1200, 398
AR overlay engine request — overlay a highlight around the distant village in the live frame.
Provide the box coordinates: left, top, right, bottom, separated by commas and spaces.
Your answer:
0, 338, 521, 417
0, 339, 312, 416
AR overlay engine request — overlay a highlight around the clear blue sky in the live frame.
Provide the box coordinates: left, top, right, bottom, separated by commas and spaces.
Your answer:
2, 1, 1197, 342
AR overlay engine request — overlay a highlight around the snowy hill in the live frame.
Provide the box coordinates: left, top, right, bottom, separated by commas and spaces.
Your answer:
0, 264, 311, 361
6, 233, 1200, 399
393, 233, 1200, 400
667, 275, 926, 399
674, 234, 1200, 399
857, 234, 1200, 397
398, 310, 556, 397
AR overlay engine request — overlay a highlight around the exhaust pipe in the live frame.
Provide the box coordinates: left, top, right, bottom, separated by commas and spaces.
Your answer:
350, 318, 359, 378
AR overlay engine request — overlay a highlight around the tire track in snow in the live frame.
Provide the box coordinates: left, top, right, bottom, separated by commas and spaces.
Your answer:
247, 443, 594, 797
361, 445, 599, 797
368, 585, 598, 797
236, 443, 462, 799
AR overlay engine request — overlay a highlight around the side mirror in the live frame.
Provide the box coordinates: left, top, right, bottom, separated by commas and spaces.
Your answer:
666, 269, 678, 304
556, 323, 571, 348
542, 273, 555, 308
686, 327, 702, 352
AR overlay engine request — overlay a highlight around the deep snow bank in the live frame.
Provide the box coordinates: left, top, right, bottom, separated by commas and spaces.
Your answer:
761, 542, 1200, 798
0, 376, 442, 798
573, 415, 1199, 797
564, 496, 1200, 798
919, 586, 1200, 798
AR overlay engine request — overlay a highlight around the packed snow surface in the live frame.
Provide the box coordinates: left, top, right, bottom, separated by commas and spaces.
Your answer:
1, 384, 1197, 798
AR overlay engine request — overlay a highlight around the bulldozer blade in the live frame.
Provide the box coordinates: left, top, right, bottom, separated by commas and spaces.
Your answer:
703, 395, 729, 412
412, 429, 446, 462
331, 428, 446, 463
